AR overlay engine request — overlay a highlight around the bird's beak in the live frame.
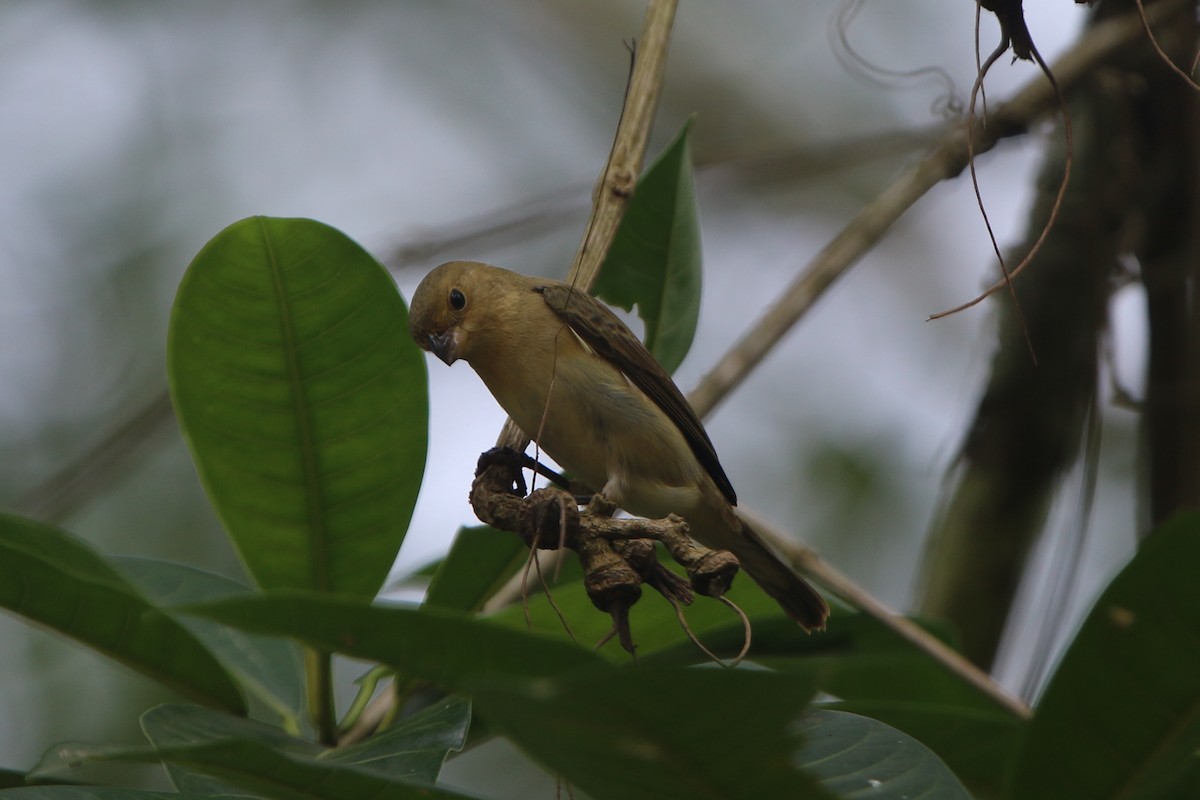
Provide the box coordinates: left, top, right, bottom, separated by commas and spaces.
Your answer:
427, 329, 463, 366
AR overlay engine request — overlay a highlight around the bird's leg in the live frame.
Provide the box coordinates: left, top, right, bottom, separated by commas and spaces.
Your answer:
474, 446, 572, 496
474, 447, 527, 496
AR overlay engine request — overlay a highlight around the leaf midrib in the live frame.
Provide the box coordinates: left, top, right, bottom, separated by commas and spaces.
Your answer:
260, 219, 330, 592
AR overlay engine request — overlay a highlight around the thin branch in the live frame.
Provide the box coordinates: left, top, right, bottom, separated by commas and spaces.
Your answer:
960, 32, 1029, 338
383, 125, 939, 275
736, 507, 1031, 719
482, 0, 677, 607
386, 187, 588, 271
686, 0, 1189, 418
14, 392, 175, 522
930, 38, 1075, 322
496, 0, 677, 451
1135, 0, 1200, 92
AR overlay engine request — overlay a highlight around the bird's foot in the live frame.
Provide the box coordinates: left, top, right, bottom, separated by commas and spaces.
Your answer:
474, 446, 572, 496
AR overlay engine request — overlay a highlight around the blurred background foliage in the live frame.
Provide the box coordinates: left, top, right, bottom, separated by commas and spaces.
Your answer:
3, 0, 1153, 784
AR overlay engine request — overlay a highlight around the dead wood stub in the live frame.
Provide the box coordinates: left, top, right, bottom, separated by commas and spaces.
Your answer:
470, 447, 742, 651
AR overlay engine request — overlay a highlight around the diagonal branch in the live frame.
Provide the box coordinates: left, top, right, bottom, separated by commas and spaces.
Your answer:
686, 0, 1189, 418
381, 126, 938, 275
14, 393, 175, 522
495, 0, 677, 451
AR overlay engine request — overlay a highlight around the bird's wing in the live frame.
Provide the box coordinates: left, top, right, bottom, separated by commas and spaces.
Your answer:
537, 283, 737, 506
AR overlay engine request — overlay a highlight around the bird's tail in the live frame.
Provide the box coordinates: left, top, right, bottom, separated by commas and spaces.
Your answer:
730, 509, 829, 632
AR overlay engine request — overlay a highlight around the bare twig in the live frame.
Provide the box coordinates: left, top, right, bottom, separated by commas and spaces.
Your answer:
736, 507, 1030, 718
960, 31, 1030, 342
495, 0, 677, 454
480, 0, 678, 594
383, 125, 938, 275
1135, 0, 1200, 92
14, 393, 175, 521
687, 0, 1189, 418
930, 37, 1075, 322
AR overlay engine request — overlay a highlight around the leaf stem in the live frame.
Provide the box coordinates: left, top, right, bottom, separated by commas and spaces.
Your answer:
306, 647, 337, 746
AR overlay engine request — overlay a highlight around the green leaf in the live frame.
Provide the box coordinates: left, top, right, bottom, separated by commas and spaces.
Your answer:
486, 556, 1020, 793
140, 699, 468, 793
422, 526, 528, 613
0, 775, 21, 792
472, 665, 832, 800
755, 614, 1023, 794
40, 703, 473, 800
593, 122, 703, 374
0, 791, 208, 799
1008, 513, 1200, 800
45, 737, 466, 800
327, 696, 470, 782
184, 593, 606, 689
0, 514, 244, 714
796, 709, 971, 799
169, 216, 427, 597
151, 741, 471, 800
114, 557, 304, 727
139, 703, 314, 798
825, 699, 1017, 795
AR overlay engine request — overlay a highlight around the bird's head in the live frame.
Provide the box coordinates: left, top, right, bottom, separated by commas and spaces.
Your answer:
410, 260, 546, 366
408, 260, 485, 366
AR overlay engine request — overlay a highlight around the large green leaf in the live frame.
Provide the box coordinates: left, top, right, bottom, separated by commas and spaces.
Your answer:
1008, 514, 1200, 799
0, 791, 207, 799
824, 698, 1017, 795
0, 514, 244, 713
487, 559, 1021, 792
796, 710, 970, 799
593, 122, 702, 374
753, 614, 1022, 794
0, 773, 27, 791
139, 703, 314, 798
38, 702, 473, 800
184, 593, 606, 689
168, 216, 427, 597
114, 557, 304, 727
422, 526, 529, 613
150, 701, 468, 795
471, 665, 831, 800
146, 741, 470, 800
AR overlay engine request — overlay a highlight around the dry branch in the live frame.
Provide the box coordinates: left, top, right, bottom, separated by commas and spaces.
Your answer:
687, 0, 1191, 418
469, 448, 741, 652
494, 0, 677, 454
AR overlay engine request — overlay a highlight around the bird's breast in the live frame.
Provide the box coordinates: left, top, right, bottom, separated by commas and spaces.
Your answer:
469, 324, 705, 516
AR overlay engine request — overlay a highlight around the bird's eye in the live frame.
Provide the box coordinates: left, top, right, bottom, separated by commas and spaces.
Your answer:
448, 288, 466, 311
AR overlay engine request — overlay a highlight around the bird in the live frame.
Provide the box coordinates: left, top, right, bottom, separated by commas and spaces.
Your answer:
408, 260, 829, 631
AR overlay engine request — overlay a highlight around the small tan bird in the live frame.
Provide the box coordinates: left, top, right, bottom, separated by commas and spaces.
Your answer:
409, 261, 829, 630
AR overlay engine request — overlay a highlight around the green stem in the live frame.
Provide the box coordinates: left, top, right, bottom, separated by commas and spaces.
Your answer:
337, 665, 391, 738
306, 647, 336, 745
